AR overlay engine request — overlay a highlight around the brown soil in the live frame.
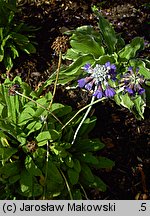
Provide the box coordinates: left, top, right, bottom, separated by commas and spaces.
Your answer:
3, 0, 150, 199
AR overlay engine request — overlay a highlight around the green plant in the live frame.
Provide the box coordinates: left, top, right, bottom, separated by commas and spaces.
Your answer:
0, 76, 114, 199
0, 0, 36, 72
44, 6, 150, 120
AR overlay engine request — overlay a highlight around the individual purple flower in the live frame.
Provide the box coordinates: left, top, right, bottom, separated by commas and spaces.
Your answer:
83, 63, 91, 71
105, 62, 117, 81
128, 66, 133, 72
85, 82, 93, 91
134, 84, 145, 95
78, 77, 92, 88
109, 70, 117, 81
105, 62, 116, 71
78, 78, 86, 88
138, 88, 145, 95
125, 87, 134, 95
105, 86, 116, 97
93, 86, 103, 99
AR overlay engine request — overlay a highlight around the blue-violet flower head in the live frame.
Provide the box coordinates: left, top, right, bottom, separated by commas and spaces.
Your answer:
78, 62, 117, 99
120, 67, 145, 96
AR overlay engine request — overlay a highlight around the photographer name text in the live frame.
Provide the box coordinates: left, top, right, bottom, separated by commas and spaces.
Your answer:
18, 202, 116, 212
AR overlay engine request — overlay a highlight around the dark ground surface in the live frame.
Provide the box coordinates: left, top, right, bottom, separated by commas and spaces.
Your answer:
3, 0, 150, 199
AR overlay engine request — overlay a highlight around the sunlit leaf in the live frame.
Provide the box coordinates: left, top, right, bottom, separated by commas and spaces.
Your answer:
119, 37, 144, 60
92, 6, 117, 54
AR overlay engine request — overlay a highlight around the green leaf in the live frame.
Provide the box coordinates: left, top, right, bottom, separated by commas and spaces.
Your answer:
45, 160, 64, 184
0, 104, 4, 117
0, 147, 18, 162
1, 82, 21, 125
0, 120, 18, 139
78, 116, 97, 137
45, 180, 63, 197
36, 131, 51, 146
129, 59, 150, 79
119, 37, 144, 60
75, 138, 105, 152
144, 59, 150, 69
51, 145, 67, 158
96, 55, 116, 65
26, 121, 42, 135
9, 94, 18, 124
22, 43, 36, 54
19, 169, 43, 197
51, 103, 72, 117
10, 44, 19, 59
92, 6, 117, 54
64, 48, 81, 60
80, 163, 94, 182
48, 130, 61, 142
69, 25, 105, 58
116, 34, 125, 51
94, 156, 115, 169
9, 174, 20, 184
25, 155, 42, 176
36, 130, 60, 146
34, 107, 48, 118
11, 32, 29, 44
0, 45, 4, 61
63, 54, 94, 76
89, 175, 107, 192
119, 93, 134, 110
57, 54, 94, 85
0, 131, 9, 147
144, 84, 150, 107
3, 2, 17, 13
0, 28, 3, 40
72, 189, 82, 199
2, 35, 11, 47
0, 161, 20, 178
33, 148, 47, 170
35, 97, 47, 105
65, 156, 74, 168
139, 65, 150, 79
73, 159, 81, 173
67, 168, 79, 185
133, 96, 145, 119
78, 152, 99, 165
4, 55, 13, 70
17, 132, 27, 145
18, 107, 35, 126
8, 10, 15, 24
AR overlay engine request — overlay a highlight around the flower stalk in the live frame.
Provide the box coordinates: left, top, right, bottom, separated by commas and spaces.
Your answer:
71, 89, 96, 145
48, 51, 62, 110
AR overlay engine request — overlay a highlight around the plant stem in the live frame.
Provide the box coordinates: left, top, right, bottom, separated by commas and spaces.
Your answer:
43, 141, 49, 200
61, 97, 106, 130
15, 90, 63, 125
79, 183, 88, 200
71, 94, 95, 145
48, 51, 62, 110
59, 169, 73, 200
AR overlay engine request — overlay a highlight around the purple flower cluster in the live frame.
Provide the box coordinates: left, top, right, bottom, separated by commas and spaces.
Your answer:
121, 67, 145, 96
78, 62, 116, 99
